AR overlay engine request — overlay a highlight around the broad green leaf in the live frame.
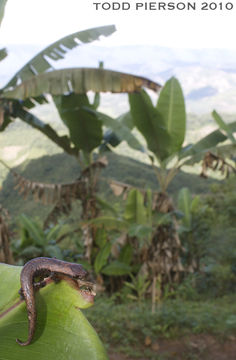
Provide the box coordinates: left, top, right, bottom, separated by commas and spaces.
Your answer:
127, 224, 152, 239
102, 261, 131, 276
212, 110, 236, 144
95, 195, 118, 217
99, 112, 135, 153
54, 93, 103, 152
129, 90, 172, 161
177, 188, 192, 229
3, 68, 160, 101
118, 244, 133, 265
0, 263, 108, 359
95, 227, 107, 249
190, 195, 200, 213
94, 110, 144, 152
94, 242, 112, 274
157, 77, 186, 153
4, 25, 116, 89
0, 0, 7, 27
124, 189, 147, 224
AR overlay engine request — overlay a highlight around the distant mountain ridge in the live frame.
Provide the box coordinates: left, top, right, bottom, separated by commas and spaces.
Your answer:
1, 43, 236, 113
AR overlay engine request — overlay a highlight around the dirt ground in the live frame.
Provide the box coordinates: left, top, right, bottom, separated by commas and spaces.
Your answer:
109, 334, 236, 360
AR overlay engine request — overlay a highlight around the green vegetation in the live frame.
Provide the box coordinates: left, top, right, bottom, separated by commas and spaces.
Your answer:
85, 295, 236, 353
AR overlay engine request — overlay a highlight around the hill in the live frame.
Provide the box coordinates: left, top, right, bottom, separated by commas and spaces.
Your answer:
0, 151, 216, 223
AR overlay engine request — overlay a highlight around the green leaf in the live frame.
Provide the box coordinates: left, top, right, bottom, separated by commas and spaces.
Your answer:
190, 195, 200, 213
95, 195, 118, 216
94, 110, 144, 152
177, 188, 192, 229
46, 224, 63, 242
94, 242, 112, 274
118, 244, 133, 265
157, 77, 186, 153
19, 246, 42, 258
212, 110, 236, 144
128, 224, 152, 239
86, 216, 128, 231
124, 189, 147, 224
179, 121, 236, 161
54, 93, 103, 152
3, 68, 160, 101
129, 90, 172, 161
19, 215, 45, 246
95, 227, 107, 249
44, 245, 63, 259
13, 105, 78, 156
4, 25, 116, 89
0, 114, 12, 131
0, 47, 7, 61
0, 263, 108, 359
102, 261, 131, 276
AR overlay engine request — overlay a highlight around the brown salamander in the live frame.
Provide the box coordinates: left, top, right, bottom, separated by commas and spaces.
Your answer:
16, 257, 87, 346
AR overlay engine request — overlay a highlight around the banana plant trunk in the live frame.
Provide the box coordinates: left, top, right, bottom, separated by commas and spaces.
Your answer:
148, 192, 184, 310
0, 207, 14, 264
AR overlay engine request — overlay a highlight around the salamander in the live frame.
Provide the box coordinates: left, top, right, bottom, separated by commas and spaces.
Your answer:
16, 257, 87, 346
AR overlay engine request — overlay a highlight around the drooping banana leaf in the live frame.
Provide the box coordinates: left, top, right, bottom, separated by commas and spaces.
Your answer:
179, 121, 236, 161
183, 144, 236, 166
212, 110, 236, 144
2, 68, 161, 102
0, 263, 108, 360
3, 25, 116, 90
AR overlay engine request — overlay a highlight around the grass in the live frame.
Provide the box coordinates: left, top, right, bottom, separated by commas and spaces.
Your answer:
83, 294, 236, 356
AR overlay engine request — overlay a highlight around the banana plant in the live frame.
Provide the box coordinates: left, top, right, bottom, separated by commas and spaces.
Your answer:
85, 189, 155, 278
177, 187, 210, 272
127, 77, 236, 301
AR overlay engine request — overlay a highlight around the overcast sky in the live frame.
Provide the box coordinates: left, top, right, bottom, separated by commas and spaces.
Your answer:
1, 0, 236, 49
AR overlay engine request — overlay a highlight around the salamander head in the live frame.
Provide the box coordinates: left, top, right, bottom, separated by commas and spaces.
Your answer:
70, 263, 87, 280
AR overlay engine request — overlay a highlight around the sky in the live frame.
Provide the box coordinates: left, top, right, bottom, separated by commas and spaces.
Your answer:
1, 0, 236, 49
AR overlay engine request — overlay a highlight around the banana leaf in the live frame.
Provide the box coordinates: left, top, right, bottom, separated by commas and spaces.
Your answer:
0, 263, 107, 360
4, 25, 116, 89
2, 68, 161, 102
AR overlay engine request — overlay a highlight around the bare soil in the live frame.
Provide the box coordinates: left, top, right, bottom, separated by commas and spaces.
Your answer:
109, 334, 236, 360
